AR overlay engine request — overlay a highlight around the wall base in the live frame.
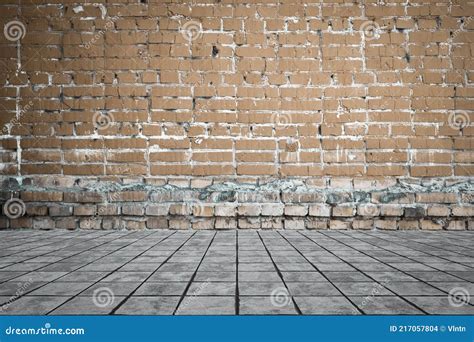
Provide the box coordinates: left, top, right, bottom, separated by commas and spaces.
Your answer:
1, 176, 473, 230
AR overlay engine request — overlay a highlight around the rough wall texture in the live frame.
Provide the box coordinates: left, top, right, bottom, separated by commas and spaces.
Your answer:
0, 0, 473, 230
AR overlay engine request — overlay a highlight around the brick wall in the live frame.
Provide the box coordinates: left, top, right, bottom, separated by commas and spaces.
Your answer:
0, 0, 473, 230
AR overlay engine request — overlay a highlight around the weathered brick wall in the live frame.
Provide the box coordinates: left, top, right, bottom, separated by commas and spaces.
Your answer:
0, 0, 473, 230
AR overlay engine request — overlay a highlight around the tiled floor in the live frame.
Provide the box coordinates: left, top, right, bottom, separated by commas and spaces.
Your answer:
0, 229, 473, 315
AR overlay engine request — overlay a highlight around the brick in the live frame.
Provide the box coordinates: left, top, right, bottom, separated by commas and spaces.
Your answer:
375, 220, 398, 230
357, 205, 380, 217
306, 218, 328, 229
55, 217, 76, 230
215, 205, 237, 217
352, 219, 373, 230
124, 220, 146, 230
80, 218, 101, 229
97, 204, 120, 216
102, 218, 123, 230
452, 206, 474, 217
309, 204, 331, 217
404, 207, 426, 218
64, 192, 103, 203
398, 220, 419, 230
447, 221, 466, 230
21, 192, 63, 202
145, 205, 169, 216
282, 192, 325, 203
193, 219, 215, 230
26, 205, 48, 216
49, 205, 73, 216
284, 219, 305, 230
147, 217, 169, 229
333, 206, 355, 217
329, 220, 351, 230
372, 192, 415, 204
169, 218, 191, 230
74, 206, 97, 216
380, 205, 404, 217
122, 205, 145, 216
109, 191, 148, 202
215, 218, 237, 229
238, 218, 261, 229
261, 204, 285, 216
238, 204, 261, 216
169, 204, 192, 216
420, 220, 443, 230
427, 206, 450, 217
284, 205, 308, 216
416, 193, 458, 203
33, 217, 55, 230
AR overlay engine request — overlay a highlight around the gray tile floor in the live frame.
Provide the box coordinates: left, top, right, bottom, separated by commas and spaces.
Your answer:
0, 229, 473, 315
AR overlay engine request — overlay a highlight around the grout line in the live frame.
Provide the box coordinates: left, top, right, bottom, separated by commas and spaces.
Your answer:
315, 230, 452, 312
172, 231, 217, 315
0, 230, 146, 307
363, 230, 474, 260
343, 230, 474, 287
0, 230, 112, 263
258, 231, 302, 315
110, 231, 197, 315
43, 230, 178, 315
0, 231, 124, 280
235, 230, 240, 315
277, 230, 365, 315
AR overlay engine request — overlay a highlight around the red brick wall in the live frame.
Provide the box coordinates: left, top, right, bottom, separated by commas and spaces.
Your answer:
0, 0, 473, 230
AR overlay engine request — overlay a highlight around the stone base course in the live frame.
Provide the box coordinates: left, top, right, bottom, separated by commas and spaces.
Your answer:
1, 177, 472, 230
